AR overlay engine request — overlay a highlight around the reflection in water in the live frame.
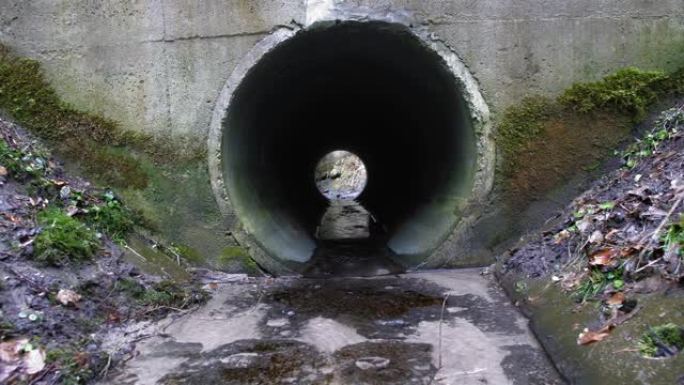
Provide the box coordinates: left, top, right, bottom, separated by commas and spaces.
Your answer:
316, 199, 371, 241
310, 150, 402, 277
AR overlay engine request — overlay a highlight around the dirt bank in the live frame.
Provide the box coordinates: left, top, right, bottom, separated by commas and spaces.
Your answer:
498, 100, 684, 384
0, 117, 208, 385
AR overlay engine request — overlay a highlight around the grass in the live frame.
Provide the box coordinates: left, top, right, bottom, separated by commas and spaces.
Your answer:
34, 208, 98, 266
45, 347, 102, 385
3, 133, 138, 248
662, 215, 684, 258
638, 323, 684, 358
574, 267, 624, 303
619, 107, 683, 169
0, 137, 47, 180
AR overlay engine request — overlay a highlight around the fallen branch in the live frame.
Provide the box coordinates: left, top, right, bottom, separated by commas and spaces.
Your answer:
124, 245, 147, 262
635, 193, 683, 270
438, 293, 450, 369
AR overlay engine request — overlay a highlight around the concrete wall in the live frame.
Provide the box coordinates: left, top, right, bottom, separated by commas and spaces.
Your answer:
1, 0, 683, 141
1, 0, 684, 272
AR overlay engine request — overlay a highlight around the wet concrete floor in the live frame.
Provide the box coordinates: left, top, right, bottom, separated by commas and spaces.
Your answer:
102, 269, 563, 385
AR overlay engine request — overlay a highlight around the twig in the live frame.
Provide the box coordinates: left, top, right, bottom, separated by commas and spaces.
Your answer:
438, 293, 450, 369
635, 193, 683, 269
604, 304, 642, 329
124, 245, 147, 262
99, 354, 112, 378
166, 247, 182, 266
634, 257, 663, 274
29, 364, 56, 385
0, 261, 50, 292
143, 305, 190, 314
614, 348, 640, 354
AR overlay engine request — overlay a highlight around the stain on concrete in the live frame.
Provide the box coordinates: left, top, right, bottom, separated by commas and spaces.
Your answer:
101, 269, 563, 385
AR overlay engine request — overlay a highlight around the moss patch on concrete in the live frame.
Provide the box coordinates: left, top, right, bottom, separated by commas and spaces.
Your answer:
497, 66, 684, 204
498, 274, 684, 384
216, 246, 260, 275
0, 44, 205, 189
496, 96, 557, 177
559, 67, 684, 120
0, 43, 238, 271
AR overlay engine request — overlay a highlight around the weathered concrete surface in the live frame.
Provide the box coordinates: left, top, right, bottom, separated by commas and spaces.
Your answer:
100, 269, 563, 384
1, 1, 682, 139
1, 1, 684, 272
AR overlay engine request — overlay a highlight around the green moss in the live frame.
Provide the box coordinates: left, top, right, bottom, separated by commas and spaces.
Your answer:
558, 67, 681, 120
115, 278, 146, 298
123, 280, 209, 309
620, 107, 684, 169
0, 136, 48, 180
34, 207, 98, 266
84, 191, 136, 243
0, 44, 207, 192
638, 323, 684, 358
662, 215, 684, 256
171, 244, 206, 264
217, 246, 260, 274
0, 319, 15, 341
497, 65, 684, 198
496, 95, 556, 175
45, 347, 102, 385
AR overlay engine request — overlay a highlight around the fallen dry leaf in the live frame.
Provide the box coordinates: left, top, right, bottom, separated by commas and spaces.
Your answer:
73, 352, 89, 368
577, 219, 592, 234
605, 229, 621, 242
577, 324, 614, 345
589, 248, 620, 267
606, 292, 625, 306
25, 349, 45, 374
554, 229, 571, 244
56, 289, 82, 306
560, 272, 586, 291
589, 230, 604, 244
0, 339, 45, 380
619, 246, 641, 258
0, 338, 28, 363
0, 166, 7, 177
49, 179, 68, 187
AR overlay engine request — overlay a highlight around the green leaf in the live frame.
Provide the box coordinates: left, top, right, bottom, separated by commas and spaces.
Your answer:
599, 201, 616, 210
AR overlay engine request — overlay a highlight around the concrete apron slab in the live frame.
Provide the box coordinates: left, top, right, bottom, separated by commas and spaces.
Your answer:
101, 269, 562, 385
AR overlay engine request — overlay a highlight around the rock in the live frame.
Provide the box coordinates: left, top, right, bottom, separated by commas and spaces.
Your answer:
355, 356, 390, 370
266, 318, 289, 327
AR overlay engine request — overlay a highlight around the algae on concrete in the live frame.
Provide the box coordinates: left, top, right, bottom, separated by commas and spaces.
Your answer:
0, 44, 236, 272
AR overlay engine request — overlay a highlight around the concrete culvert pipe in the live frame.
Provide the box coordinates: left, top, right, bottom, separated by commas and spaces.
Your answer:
209, 21, 493, 274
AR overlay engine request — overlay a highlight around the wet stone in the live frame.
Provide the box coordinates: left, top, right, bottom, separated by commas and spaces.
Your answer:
355, 356, 391, 370
333, 341, 436, 385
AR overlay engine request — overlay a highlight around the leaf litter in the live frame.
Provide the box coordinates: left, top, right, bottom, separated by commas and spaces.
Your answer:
504, 104, 684, 349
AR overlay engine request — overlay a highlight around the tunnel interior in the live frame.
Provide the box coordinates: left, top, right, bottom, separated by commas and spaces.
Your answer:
222, 21, 476, 269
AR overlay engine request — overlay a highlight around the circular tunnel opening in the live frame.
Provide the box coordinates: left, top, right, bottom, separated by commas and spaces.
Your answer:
315, 150, 368, 201
220, 21, 479, 272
